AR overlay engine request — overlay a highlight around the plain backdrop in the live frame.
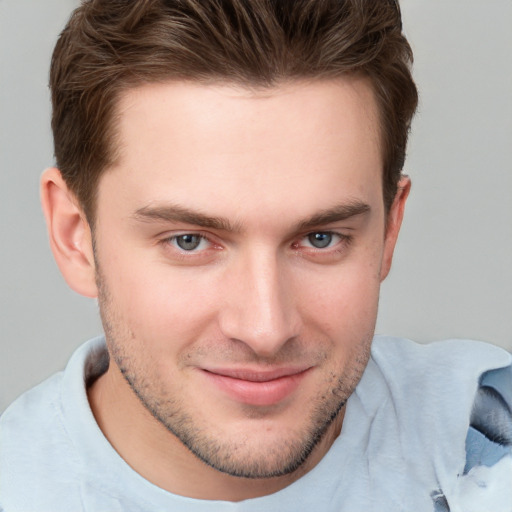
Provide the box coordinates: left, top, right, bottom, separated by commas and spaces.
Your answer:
1, 0, 511, 413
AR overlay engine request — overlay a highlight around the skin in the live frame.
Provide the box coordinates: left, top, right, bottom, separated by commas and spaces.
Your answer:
41, 77, 410, 501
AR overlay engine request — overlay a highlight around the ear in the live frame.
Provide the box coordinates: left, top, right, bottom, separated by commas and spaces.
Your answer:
40, 167, 98, 298
380, 175, 411, 281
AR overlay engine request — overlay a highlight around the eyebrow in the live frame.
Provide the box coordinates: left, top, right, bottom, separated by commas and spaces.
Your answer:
132, 200, 370, 233
296, 201, 371, 231
133, 204, 241, 232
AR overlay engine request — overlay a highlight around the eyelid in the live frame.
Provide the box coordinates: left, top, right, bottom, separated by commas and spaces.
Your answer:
173, 234, 210, 251
158, 228, 351, 257
293, 230, 353, 254
298, 230, 343, 243
159, 231, 217, 253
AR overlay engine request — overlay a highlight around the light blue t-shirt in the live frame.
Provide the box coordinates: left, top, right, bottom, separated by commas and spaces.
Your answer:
1, 336, 511, 511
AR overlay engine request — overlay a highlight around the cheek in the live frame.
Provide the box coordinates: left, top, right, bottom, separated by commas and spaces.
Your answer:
305, 270, 379, 377
99, 226, 384, 353
308, 284, 379, 348
298, 252, 382, 332
102, 256, 222, 349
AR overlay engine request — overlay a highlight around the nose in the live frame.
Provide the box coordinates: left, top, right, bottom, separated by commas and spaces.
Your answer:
218, 248, 301, 358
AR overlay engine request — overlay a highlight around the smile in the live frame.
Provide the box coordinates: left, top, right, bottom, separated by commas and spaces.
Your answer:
200, 367, 312, 406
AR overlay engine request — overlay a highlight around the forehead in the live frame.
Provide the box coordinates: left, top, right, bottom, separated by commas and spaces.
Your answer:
114, 77, 381, 159
100, 78, 383, 226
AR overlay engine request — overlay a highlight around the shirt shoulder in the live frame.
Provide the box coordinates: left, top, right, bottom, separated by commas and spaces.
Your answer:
370, 336, 512, 511
0, 361, 85, 511
369, 336, 511, 408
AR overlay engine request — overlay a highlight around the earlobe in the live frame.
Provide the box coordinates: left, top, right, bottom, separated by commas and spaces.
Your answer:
380, 175, 411, 282
40, 167, 98, 298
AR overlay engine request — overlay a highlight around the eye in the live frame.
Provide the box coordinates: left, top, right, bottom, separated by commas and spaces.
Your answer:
169, 234, 210, 251
301, 232, 342, 249
307, 232, 333, 249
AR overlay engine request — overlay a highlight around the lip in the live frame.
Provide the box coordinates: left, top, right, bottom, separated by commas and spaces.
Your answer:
200, 366, 312, 406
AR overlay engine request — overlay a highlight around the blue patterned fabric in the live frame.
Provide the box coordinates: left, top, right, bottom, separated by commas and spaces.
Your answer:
432, 365, 512, 511
465, 366, 512, 472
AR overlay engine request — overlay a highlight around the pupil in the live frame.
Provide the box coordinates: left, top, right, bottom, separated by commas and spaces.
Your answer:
177, 234, 201, 251
308, 232, 332, 249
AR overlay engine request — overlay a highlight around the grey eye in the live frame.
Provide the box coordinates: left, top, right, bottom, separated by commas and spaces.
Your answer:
307, 232, 333, 249
175, 234, 202, 251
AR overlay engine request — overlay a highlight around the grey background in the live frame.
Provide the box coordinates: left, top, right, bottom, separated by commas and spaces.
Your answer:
1, 0, 511, 413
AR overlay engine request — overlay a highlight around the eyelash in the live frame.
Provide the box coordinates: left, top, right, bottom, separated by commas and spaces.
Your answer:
165, 233, 211, 251
160, 233, 218, 259
160, 231, 352, 255
294, 231, 350, 251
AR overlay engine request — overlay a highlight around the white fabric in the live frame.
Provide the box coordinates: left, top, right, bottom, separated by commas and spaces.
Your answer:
1, 336, 510, 511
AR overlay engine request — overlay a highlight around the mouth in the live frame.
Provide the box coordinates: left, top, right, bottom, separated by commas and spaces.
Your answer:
200, 366, 312, 407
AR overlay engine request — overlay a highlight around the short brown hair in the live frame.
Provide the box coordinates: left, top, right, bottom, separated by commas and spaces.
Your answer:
50, 0, 418, 222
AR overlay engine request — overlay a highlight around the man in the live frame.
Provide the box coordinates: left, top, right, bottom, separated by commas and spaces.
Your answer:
1, 1, 511, 510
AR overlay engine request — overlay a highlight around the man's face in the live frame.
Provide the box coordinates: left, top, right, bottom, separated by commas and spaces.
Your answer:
91, 78, 402, 478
